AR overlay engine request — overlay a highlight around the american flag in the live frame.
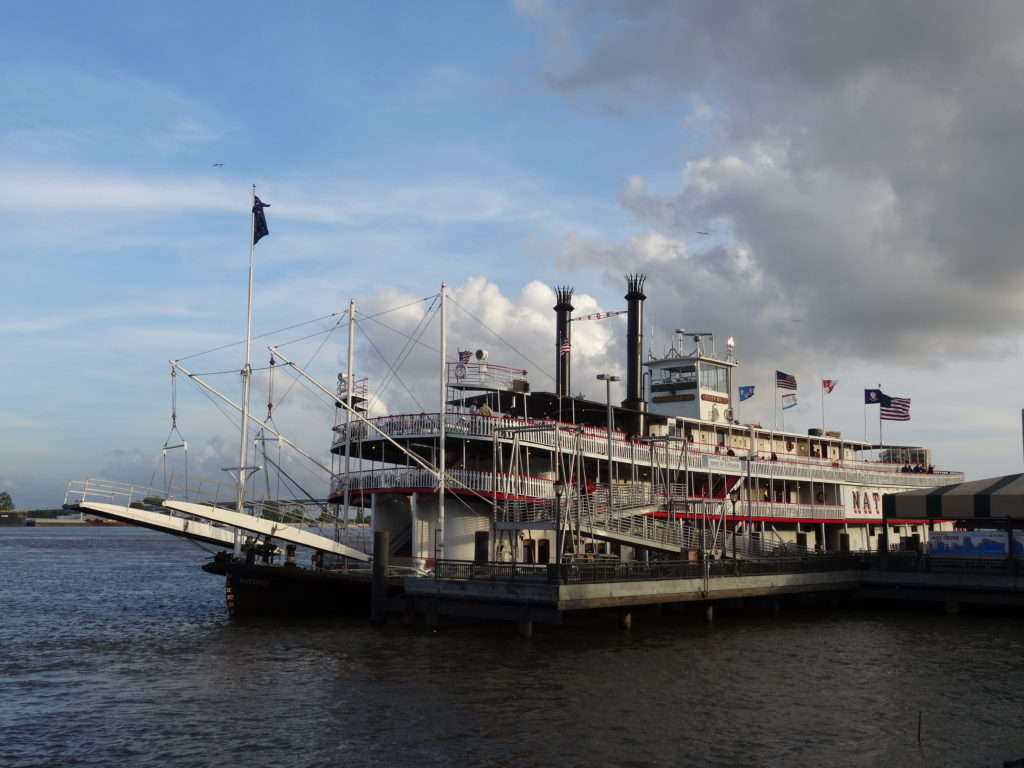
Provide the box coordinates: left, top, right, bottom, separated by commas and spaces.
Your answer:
458, 350, 472, 363
881, 396, 911, 421
560, 337, 571, 356
776, 370, 797, 390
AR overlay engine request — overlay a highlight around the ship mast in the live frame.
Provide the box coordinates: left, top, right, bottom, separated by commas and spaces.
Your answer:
437, 283, 447, 561
341, 298, 355, 538
232, 185, 264, 554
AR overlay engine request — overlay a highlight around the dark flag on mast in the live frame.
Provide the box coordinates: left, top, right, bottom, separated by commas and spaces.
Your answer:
252, 196, 270, 245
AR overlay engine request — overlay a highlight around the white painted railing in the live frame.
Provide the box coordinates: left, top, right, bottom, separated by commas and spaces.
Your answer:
332, 412, 963, 488
332, 467, 553, 499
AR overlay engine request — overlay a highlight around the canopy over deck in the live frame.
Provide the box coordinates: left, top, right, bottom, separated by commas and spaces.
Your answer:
883, 473, 1024, 522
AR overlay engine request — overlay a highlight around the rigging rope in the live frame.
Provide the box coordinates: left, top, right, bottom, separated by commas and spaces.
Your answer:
358, 296, 439, 413
447, 295, 554, 385
162, 367, 189, 497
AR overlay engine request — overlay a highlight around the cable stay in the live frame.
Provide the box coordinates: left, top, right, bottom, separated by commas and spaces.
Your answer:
170, 360, 335, 477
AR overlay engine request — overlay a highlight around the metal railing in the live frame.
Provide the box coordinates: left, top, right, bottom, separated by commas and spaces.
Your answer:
331, 411, 963, 488
65, 477, 259, 511
434, 554, 871, 585
64, 477, 349, 541
879, 553, 1020, 577
333, 467, 553, 500
447, 361, 529, 391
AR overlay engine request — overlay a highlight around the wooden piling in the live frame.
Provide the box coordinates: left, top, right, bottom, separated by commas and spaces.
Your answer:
371, 531, 389, 626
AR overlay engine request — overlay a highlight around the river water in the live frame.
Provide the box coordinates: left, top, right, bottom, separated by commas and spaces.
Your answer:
2, 526, 1022, 768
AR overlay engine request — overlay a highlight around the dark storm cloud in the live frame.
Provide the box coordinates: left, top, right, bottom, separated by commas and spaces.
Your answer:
525, 1, 1024, 366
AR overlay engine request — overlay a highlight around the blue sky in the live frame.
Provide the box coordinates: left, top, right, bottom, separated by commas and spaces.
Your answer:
5, 1, 1024, 509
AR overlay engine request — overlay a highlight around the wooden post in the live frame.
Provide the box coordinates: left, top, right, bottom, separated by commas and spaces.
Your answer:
371, 530, 389, 626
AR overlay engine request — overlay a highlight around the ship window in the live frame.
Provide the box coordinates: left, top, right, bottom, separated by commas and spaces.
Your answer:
652, 365, 697, 385
698, 364, 728, 393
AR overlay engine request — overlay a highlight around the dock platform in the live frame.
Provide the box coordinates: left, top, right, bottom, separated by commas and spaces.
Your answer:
394, 554, 1024, 634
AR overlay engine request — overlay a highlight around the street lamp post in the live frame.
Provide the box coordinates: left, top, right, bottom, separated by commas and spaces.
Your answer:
729, 488, 740, 559
550, 478, 566, 585
596, 374, 620, 515
553, 478, 565, 563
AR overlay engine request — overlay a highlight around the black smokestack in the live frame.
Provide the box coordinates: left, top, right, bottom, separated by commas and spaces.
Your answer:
623, 273, 647, 436
554, 286, 574, 398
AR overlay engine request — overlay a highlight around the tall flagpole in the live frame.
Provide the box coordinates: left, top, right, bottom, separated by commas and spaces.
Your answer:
878, 382, 884, 451
774, 379, 779, 431
437, 283, 447, 562
863, 383, 868, 443
341, 298, 355, 537
821, 379, 825, 432
234, 185, 258, 554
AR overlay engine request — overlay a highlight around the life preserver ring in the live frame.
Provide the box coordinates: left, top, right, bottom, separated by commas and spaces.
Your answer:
786, 441, 794, 451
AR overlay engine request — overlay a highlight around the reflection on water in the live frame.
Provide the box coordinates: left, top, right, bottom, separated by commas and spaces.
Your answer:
1, 527, 1022, 768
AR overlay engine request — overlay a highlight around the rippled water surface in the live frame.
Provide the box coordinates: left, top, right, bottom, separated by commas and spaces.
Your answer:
2, 527, 1023, 768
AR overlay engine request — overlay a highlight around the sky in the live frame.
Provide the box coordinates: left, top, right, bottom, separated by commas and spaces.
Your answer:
4, 0, 1024, 510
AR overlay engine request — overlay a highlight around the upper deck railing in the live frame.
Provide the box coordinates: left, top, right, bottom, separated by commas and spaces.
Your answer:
335, 468, 859, 523
332, 412, 963, 488
446, 361, 530, 391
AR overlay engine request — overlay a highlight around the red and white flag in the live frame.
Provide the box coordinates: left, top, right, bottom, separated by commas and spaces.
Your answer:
822, 379, 838, 394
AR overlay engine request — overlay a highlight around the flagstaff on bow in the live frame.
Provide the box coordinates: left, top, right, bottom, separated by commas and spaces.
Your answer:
233, 186, 271, 554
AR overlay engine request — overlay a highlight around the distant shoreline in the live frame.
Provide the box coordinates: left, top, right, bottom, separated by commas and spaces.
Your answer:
0, 511, 131, 528
28, 519, 130, 527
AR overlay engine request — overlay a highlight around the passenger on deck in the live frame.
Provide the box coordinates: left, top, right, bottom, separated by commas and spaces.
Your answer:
770, 452, 778, 461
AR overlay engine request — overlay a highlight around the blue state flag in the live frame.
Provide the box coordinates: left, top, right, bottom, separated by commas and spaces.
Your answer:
738, 385, 755, 402
252, 196, 270, 245
864, 389, 892, 407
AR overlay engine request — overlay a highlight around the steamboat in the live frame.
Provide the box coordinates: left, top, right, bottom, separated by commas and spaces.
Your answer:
64, 274, 962, 616
328, 275, 960, 577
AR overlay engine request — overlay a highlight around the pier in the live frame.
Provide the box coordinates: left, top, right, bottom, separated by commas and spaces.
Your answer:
394, 553, 1024, 634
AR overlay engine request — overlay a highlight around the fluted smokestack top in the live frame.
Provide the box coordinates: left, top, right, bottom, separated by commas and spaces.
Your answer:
623, 273, 648, 436
554, 286, 574, 398
625, 274, 646, 301
554, 286, 575, 311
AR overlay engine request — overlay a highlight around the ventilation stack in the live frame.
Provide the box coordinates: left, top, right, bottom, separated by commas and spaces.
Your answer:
554, 286, 574, 398
623, 274, 648, 437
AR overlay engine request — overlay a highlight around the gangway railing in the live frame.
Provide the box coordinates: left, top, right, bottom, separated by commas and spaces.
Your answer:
64, 477, 354, 544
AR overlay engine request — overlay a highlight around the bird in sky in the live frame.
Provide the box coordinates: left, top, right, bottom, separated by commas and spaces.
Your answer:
696, 231, 710, 235
211, 162, 224, 167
